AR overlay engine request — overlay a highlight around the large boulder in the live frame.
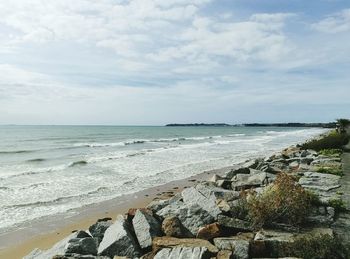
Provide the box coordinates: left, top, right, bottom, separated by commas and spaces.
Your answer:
162, 216, 189, 238
97, 215, 141, 258
132, 209, 162, 249
298, 172, 341, 203
65, 237, 98, 255
217, 215, 253, 232
251, 228, 334, 258
24, 231, 91, 259
157, 201, 214, 236
154, 247, 210, 259
196, 223, 221, 240
89, 219, 113, 244
181, 185, 222, 219
231, 170, 274, 191
146, 194, 182, 213
152, 236, 218, 254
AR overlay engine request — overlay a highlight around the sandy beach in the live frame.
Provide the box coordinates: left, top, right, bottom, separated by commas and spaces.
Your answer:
0, 165, 237, 259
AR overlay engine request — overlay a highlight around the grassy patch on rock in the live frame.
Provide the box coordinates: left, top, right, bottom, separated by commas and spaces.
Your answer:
316, 165, 343, 176
301, 130, 349, 151
247, 173, 313, 227
319, 148, 343, 157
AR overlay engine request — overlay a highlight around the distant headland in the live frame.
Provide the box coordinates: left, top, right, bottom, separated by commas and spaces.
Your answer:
166, 122, 336, 128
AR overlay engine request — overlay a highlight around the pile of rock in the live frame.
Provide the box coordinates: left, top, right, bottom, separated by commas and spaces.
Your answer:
25, 146, 345, 259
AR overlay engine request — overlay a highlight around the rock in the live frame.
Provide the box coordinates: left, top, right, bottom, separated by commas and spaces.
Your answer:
132, 209, 162, 249
213, 237, 249, 259
289, 161, 299, 169
251, 228, 334, 258
154, 247, 210, 259
216, 179, 233, 189
209, 174, 223, 183
53, 255, 110, 259
281, 147, 300, 158
182, 186, 222, 219
231, 171, 272, 191
65, 237, 98, 255
298, 172, 341, 203
217, 215, 253, 232
147, 193, 182, 213
152, 236, 218, 254
162, 216, 189, 238
196, 223, 221, 240
24, 231, 91, 259
216, 250, 233, 259
226, 167, 250, 179
157, 201, 214, 236
89, 220, 112, 244
97, 215, 140, 258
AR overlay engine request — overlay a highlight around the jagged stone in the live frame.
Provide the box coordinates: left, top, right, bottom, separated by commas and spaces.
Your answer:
196, 223, 221, 240
65, 237, 98, 255
299, 172, 341, 203
24, 231, 91, 259
225, 167, 250, 179
132, 209, 162, 249
217, 215, 253, 232
152, 236, 218, 254
251, 228, 334, 258
182, 185, 222, 219
154, 247, 210, 259
231, 170, 274, 191
162, 216, 189, 238
146, 193, 182, 213
89, 220, 112, 244
216, 250, 233, 259
157, 201, 214, 236
97, 215, 140, 258
213, 237, 249, 259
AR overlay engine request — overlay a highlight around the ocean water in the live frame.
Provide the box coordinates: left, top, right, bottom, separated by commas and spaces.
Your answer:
0, 125, 326, 233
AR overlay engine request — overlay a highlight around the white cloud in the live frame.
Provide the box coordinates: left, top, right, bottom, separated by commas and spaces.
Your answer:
312, 8, 350, 33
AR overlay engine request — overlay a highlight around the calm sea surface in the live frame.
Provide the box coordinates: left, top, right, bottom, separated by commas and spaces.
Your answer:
0, 125, 326, 233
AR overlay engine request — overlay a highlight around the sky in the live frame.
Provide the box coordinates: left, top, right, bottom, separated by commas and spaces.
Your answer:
0, 0, 349, 125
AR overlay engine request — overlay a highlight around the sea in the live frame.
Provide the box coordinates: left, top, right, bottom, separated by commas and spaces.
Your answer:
0, 125, 327, 234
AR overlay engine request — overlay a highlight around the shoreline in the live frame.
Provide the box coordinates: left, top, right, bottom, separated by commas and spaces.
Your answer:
0, 165, 239, 259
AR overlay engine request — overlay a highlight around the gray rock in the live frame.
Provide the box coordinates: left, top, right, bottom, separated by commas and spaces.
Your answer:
146, 193, 182, 213
154, 247, 209, 259
231, 170, 273, 191
225, 167, 250, 179
89, 220, 112, 244
182, 185, 222, 219
153, 236, 218, 253
252, 228, 334, 258
24, 231, 91, 259
157, 201, 214, 236
132, 209, 162, 249
298, 172, 341, 203
217, 215, 253, 232
97, 215, 140, 258
289, 161, 299, 169
65, 237, 97, 255
214, 237, 249, 259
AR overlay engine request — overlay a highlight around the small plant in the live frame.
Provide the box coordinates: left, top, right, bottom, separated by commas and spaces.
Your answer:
319, 148, 343, 157
328, 199, 347, 212
316, 166, 343, 176
247, 173, 313, 227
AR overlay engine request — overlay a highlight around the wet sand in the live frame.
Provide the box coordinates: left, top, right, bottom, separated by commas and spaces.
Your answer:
0, 165, 238, 259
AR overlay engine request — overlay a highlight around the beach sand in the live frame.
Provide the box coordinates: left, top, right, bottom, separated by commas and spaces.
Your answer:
0, 165, 237, 259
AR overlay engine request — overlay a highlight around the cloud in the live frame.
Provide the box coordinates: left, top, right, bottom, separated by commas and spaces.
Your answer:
312, 8, 350, 33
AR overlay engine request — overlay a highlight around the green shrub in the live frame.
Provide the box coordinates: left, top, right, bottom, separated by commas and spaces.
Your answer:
328, 199, 347, 212
302, 131, 349, 151
319, 148, 343, 157
316, 166, 343, 176
247, 173, 313, 227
